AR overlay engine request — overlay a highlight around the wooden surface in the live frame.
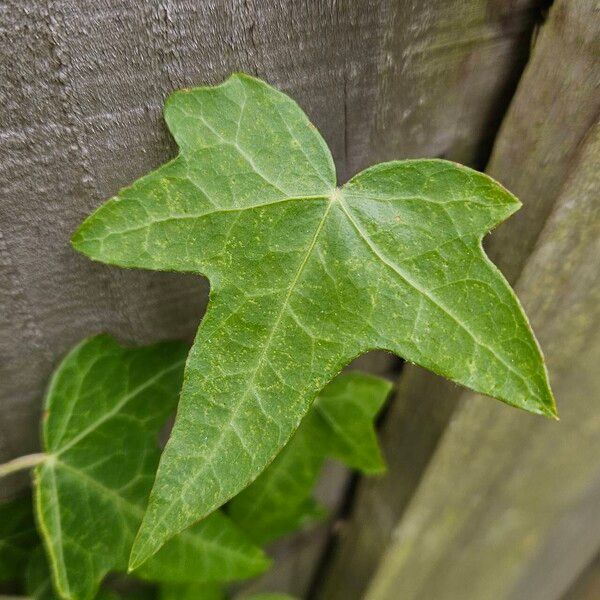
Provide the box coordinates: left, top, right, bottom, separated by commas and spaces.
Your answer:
318, 1, 600, 597
2, 1, 598, 599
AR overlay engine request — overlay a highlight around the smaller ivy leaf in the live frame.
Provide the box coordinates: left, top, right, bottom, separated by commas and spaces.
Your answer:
228, 373, 391, 544
310, 372, 390, 474
25, 547, 119, 600
0, 496, 37, 581
135, 510, 270, 585
34, 335, 269, 600
160, 582, 225, 600
27, 547, 68, 600
239, 594, 297, 600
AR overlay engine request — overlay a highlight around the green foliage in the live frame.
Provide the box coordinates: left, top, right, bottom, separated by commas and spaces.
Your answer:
158, 585, 296, 600
0, 335, 388, 600
0, 496, 37, 581
34, 335, 269, 600
72, 73, 555, 568
25, 547, 120, 600
26, 547, 72, 600
159, 582, 225, 600
228, 372, 391, 544
242, 595, 296, 600
1, 72, 555, 600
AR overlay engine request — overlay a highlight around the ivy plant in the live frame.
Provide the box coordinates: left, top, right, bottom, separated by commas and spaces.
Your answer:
70, 73, 555, 569
0, 335, 390, 599
33, 335, 269, 599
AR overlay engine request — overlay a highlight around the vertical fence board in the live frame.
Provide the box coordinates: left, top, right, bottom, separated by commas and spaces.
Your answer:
363, 120, 600, 600
317, 1, 600, 597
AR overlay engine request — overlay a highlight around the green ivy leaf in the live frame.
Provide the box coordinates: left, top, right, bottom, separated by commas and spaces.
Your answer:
160, 582, 225, 600
72, 73, 556, 568
241, 595, 296, 600
26, 547, 56, 600
34, 335, 269, 600
25, 547, 120, 600
228, 372, 391, 544
0, 496, 37, 581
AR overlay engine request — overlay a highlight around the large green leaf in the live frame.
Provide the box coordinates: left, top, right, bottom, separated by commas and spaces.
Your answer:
0, 496, 37, 581
228, 372, 390, 544
34, 335, 269, 600
72, 73, 556, 568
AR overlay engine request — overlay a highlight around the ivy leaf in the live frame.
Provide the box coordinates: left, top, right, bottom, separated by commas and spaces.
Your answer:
159, 583, 225, 600
71, 73, 556, 568
34, 335, 269, 600
228, 372, 391, 544
241, 595, 296, 600
0, 496, 37, 581
26, 547, 57, 600
25, 547, 120, 600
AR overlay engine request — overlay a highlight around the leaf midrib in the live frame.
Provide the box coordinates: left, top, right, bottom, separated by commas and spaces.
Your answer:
39, 465, 70, 598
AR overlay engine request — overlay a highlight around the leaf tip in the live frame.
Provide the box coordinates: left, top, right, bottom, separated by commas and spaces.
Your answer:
257, 551, 274, 573
543, 398, 560, 421
538, 374, 559, 420
128, 531, 154, 573
70, 219, 95, 259
366, 462, 387, 477
525, 386, 558, 420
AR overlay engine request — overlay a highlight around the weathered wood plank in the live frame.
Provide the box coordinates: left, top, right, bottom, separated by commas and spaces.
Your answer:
486, 0, 600, 281
317, 1, 600, 597
363, 120, 600, 599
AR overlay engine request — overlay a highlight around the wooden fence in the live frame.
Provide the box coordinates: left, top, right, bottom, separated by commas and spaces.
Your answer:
1, 1, 598, 599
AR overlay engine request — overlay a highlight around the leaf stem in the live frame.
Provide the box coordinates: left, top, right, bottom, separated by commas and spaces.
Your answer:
0, 452, 46, 478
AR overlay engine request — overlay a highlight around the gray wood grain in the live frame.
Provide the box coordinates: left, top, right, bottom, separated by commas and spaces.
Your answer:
0, 0, 547, 595
317, 1, 600, 597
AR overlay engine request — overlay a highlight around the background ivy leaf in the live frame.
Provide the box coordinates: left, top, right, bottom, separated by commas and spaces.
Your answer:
0, 496, 37, 582
159, 583, 296, 600
34, 335, 269, 600
241, 595, 296, 600
71, 73, 556, 568
25, 547, 120, 600
26, 547, 57, 600
135, 510, 270, 586
228, 372, 391, 544
159, 582, 225, 600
